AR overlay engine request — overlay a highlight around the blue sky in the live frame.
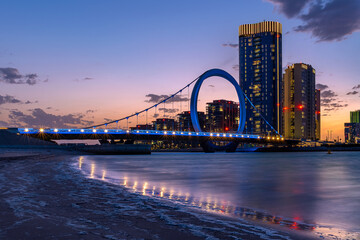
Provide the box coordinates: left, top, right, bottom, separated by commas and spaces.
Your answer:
1, 0, 359, 140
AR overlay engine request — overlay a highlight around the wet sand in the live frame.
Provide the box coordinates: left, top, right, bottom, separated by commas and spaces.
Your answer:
0, 149, 316, 239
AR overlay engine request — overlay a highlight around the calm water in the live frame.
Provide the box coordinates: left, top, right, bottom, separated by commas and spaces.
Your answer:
77, 152, 360, 238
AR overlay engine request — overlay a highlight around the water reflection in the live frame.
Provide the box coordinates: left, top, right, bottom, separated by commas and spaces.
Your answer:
77, 155, 360, 239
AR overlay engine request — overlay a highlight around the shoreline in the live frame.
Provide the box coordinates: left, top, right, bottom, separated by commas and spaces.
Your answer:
0, 149, 334, 239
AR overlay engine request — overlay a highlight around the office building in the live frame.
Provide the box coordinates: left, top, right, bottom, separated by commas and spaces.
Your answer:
283, 63, 316, 140
239, 21, 282, 135
206, 100, 239, 132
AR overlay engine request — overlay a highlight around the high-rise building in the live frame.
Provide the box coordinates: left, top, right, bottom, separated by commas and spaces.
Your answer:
239, 21, 282, 135
283, 63, 316, 140
350, 110, 360, 123
206, 100, 239, 132
315, 89, 321, 140
176, 111, 205, 132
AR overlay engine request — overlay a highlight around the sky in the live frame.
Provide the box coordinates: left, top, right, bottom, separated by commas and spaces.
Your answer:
0, 0, 359, 140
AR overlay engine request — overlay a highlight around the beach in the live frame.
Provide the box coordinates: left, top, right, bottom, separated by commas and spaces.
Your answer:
0, 149, 320, 239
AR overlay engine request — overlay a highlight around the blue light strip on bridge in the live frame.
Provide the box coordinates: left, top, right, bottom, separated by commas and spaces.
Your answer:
17, 128, 285, 140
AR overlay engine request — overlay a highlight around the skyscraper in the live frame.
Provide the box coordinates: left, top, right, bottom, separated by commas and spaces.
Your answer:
239, 21, 282, 135
283, 63, 317, 140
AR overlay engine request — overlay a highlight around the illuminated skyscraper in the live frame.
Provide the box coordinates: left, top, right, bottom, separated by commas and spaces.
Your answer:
239, 21, 282, 135
283, 63, 317, 140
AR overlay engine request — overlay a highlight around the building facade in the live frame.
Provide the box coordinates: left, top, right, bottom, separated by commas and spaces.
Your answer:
239, 21, 282, 135
315, 89, 321, 140
283, 63, 316, 140
153, 118, 175, 131
176, 111, 205, 132
350, 110, 360, 123
206, 100, 239, 132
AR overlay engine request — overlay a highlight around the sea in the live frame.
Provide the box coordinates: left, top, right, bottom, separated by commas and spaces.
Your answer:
75, 151, 360, 239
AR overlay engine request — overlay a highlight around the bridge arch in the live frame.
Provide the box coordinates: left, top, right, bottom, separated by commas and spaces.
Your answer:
190, 68, 246, 134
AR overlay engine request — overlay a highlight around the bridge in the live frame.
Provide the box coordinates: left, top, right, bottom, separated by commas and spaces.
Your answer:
16, 69, 298, 152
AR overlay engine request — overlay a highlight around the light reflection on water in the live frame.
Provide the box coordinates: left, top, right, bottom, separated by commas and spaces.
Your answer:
76, 152, 360, 239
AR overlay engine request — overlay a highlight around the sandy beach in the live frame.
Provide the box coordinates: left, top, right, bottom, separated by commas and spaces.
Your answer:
0, 149, 318, 239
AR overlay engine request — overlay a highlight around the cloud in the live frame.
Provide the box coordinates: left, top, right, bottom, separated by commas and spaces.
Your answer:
145, 94, 188, 103
0, 68, 41, 85
352, 84, 360, 89
346, 91, 359, 95
268, 0, 360, 42
222, 43, 239, 48
8, 108, 94, 128
315, 83, 328, 91
267, 0, 311, 18
0, 95, 21, 105
74, 77, 94, 82
158, 108, 179, 113
86, 109, 96, 114
232, 65, 239, 71
208, 85, 215, 88
321, 90, 337, 98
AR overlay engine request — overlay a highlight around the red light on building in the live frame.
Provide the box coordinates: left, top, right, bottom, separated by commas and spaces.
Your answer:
225, 127, 229, 131
298, 105, 304, 110
283, 107, 288, 111
277, 34, 280, 38
277, 103, 280, 106
316, 111, 320, 114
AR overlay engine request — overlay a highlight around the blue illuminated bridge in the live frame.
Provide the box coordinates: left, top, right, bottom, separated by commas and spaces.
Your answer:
16, 69, 299, 152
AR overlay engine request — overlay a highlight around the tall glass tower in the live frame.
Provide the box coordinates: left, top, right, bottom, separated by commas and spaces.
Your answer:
239, 21, 282, 135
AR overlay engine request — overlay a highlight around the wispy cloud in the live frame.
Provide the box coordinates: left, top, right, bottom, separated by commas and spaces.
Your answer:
315, 83, 328, 91
222, 43, 239, 48
346, 91, 359, 95
352, 84, 360, 89
0, 67, 42, 85
145, 94, 188, 103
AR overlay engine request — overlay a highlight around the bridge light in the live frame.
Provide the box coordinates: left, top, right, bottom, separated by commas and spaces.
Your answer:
24, 128, 29, 132
105, 129, 108, 133
40, 128, 44, 132
181, 132, 184, 134
216, 133, 220, 136
247, 135, 249, 138
258, 136, 260, 139
241, 135, 244, 138
188, 132, 191, 135
196, 133, 199, 135
81, 129, 84, 132
136, 131, 139, 133
126, 130, 130, 133
267, 136, 270, 140
223, 134, 226, 137
54, 129, 58, 133
229, 134, 232, 137
164, 131, 167, 134
210, 133, 213, 136
146, 131, 149, 133
172, 131, 175, 135
93, 129, 96, 133
68, 129, 71, 132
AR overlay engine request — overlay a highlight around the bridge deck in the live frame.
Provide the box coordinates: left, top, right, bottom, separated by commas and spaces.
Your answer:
17, 128, 299, 145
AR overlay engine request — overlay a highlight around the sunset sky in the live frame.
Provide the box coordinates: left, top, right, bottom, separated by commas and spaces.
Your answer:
0, 0, 359, 140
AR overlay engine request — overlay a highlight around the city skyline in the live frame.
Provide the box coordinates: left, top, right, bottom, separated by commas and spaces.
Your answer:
1, 0, 360, 140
